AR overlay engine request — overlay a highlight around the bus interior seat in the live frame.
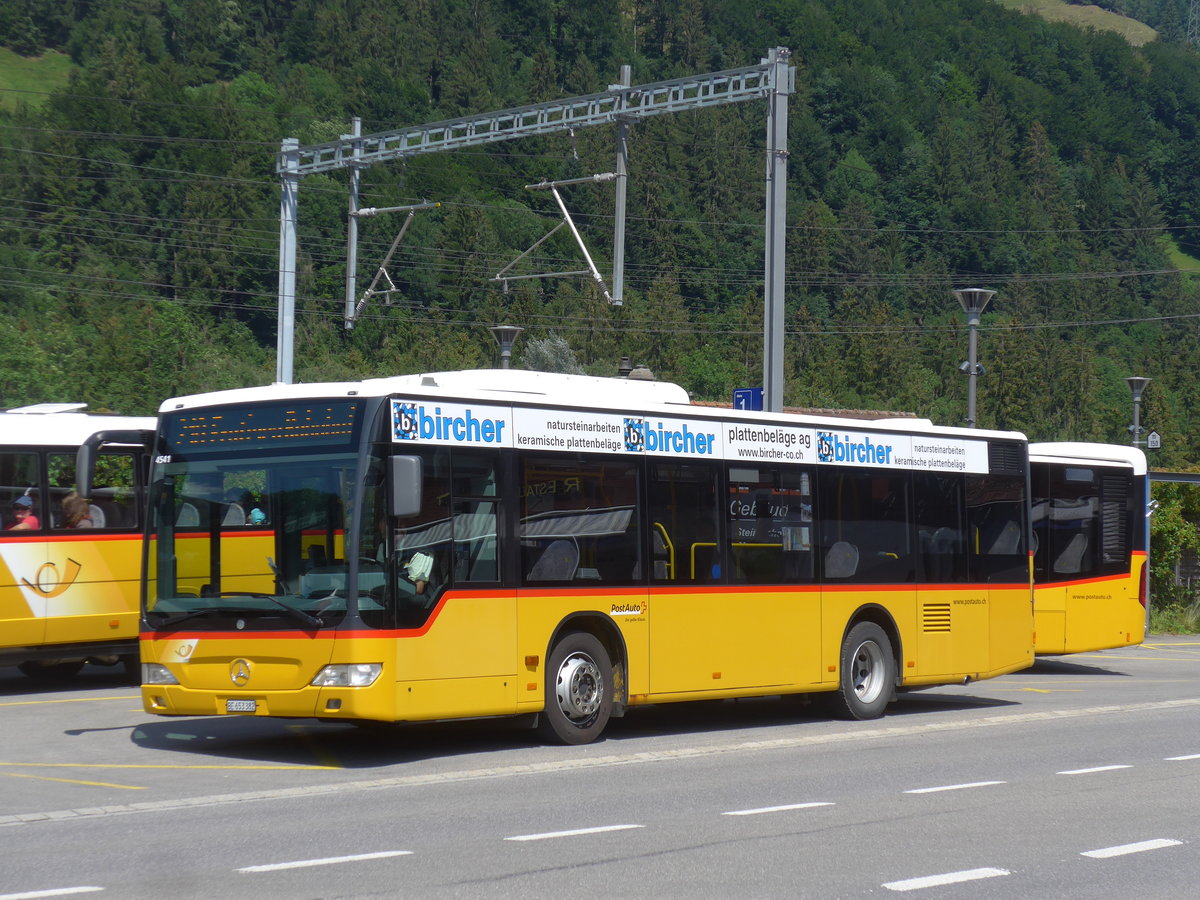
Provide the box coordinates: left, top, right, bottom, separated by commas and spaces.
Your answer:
650, 528, 669, 579
88, 503, 107, 528
1053, 533, 1088, 575
176, 502, 199, 526
984, 519, 1021, 556
824, 541, 859, 579
528, 539, 579, 581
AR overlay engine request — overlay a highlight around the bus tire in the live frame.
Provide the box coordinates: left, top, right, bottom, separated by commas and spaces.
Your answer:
538, 632, 613, 745
827, 622, 895, 721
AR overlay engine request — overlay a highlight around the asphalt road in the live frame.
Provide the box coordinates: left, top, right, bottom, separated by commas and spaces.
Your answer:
2, 636, 1198, 899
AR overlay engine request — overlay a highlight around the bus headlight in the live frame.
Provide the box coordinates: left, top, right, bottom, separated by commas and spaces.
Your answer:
311, 663, 382, 687
142, 663, 179, 685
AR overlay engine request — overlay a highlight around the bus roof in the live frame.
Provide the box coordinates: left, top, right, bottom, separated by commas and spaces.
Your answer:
158, 369, 1027, 442
1029, 441, 1147, 475
1, 407, 155, 448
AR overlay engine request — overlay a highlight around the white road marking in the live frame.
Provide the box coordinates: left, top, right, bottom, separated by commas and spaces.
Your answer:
0, 890, 103, 900
883, 867, 1009, 891
1165, 753, 1200, 761
505, 824, 643, 842
1081, 838, 1182, 859
1056, 765, 1132, 775
237, 850, 412, 873
723, 802, 833, 816
904, 781, 1005, 794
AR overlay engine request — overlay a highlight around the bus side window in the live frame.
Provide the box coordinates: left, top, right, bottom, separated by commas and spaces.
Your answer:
726, 463, 814, 585
451, 449, 500, 583
2, 452, 42, 530
912, 472, 967, 583
520, 455, 640, 587
392, 448, 452, 608
818, 468, 913, 583
967, 473, 1027, 583
648, 461, 721, 584
1045, 465, 1101, 579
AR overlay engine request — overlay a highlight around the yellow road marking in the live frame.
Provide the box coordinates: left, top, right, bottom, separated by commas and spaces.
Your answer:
1001, 687, 1083, 694
0, 761, 337, 771
1, 771, 145, 790
0, 696, 134, 708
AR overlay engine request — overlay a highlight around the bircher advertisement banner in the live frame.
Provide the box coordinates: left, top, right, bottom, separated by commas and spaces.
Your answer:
392, 400, 514, 447
511, 408, 627, 454
724, 422, 815, 463
513, 408, 720, 459
815, 427, 988, 474
900, 436, 989, 474
393, 397, 989, 472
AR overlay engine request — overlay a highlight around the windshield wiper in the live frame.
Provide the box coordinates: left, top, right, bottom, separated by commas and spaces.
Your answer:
151, 606, 229, 630
258, 593, 324, 629
151, 594, 323, 630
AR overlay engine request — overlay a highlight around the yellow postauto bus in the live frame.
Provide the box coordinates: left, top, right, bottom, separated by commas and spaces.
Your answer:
137, 370, 1035, 743
1029, 442, 1149, 655
1, 403, 154, 679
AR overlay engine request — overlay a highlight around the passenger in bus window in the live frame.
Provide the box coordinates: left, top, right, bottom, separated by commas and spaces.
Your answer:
62, 492, 94, 528
8, 495, 38, 530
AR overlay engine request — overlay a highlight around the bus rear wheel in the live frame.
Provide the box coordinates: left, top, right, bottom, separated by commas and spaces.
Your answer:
538, 632, 613, 745
827, 622, 895, 720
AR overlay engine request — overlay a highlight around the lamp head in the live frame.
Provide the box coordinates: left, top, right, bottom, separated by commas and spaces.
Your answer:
1125, 376, 1151, 401
953, 288, 996, 315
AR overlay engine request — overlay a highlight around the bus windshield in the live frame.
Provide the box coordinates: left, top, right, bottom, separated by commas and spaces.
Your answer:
145, 449, 381, 630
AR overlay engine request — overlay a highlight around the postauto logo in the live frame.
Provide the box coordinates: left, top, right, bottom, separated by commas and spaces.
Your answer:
816, 430, 896, 466
393, 401, 508, 445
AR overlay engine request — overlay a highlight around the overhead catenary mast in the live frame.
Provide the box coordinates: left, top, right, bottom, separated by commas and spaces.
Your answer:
275, 48, 794, 409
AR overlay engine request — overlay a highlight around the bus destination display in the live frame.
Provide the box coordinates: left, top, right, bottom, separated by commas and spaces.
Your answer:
165, 401, 361, 453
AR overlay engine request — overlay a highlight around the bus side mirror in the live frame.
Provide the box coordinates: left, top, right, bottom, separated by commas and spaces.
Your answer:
389, 455, 422, 518
76, 429, 155, 498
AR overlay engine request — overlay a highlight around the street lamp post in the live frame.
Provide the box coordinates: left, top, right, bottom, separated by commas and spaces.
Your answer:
1125, 376, 1151, 446
490, 325, 524, 369
953, 288, 995, 428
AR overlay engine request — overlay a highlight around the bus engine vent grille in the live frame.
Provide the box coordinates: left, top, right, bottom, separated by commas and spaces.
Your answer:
987, 441, 1024, 476
922, 602, 952, 633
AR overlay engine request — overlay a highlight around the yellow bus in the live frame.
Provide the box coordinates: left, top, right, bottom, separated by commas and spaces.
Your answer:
137, 370, 1034, 743
1029, 442, 1148, 655
1, 403, 154, 679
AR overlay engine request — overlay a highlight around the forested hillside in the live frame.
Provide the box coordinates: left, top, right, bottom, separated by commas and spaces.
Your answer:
3, 0, 1200, 466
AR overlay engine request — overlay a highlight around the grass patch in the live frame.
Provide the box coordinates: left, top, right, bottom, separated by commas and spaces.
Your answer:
0, 47, 74, 112
1149, 601, 1200, 634
1165, 235, 1200, 279
993, 0, 1158, 46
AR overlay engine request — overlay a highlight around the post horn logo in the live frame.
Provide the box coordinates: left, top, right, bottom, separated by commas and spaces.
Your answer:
230, 658, 252, 686
20, 558, 83, 598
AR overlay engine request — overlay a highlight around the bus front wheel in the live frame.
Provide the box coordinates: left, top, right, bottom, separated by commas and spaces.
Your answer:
828, 622, 895, 720
538, 632, 613, 745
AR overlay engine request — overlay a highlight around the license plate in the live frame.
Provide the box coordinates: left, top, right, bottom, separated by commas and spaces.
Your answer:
226, 698, 257, 713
